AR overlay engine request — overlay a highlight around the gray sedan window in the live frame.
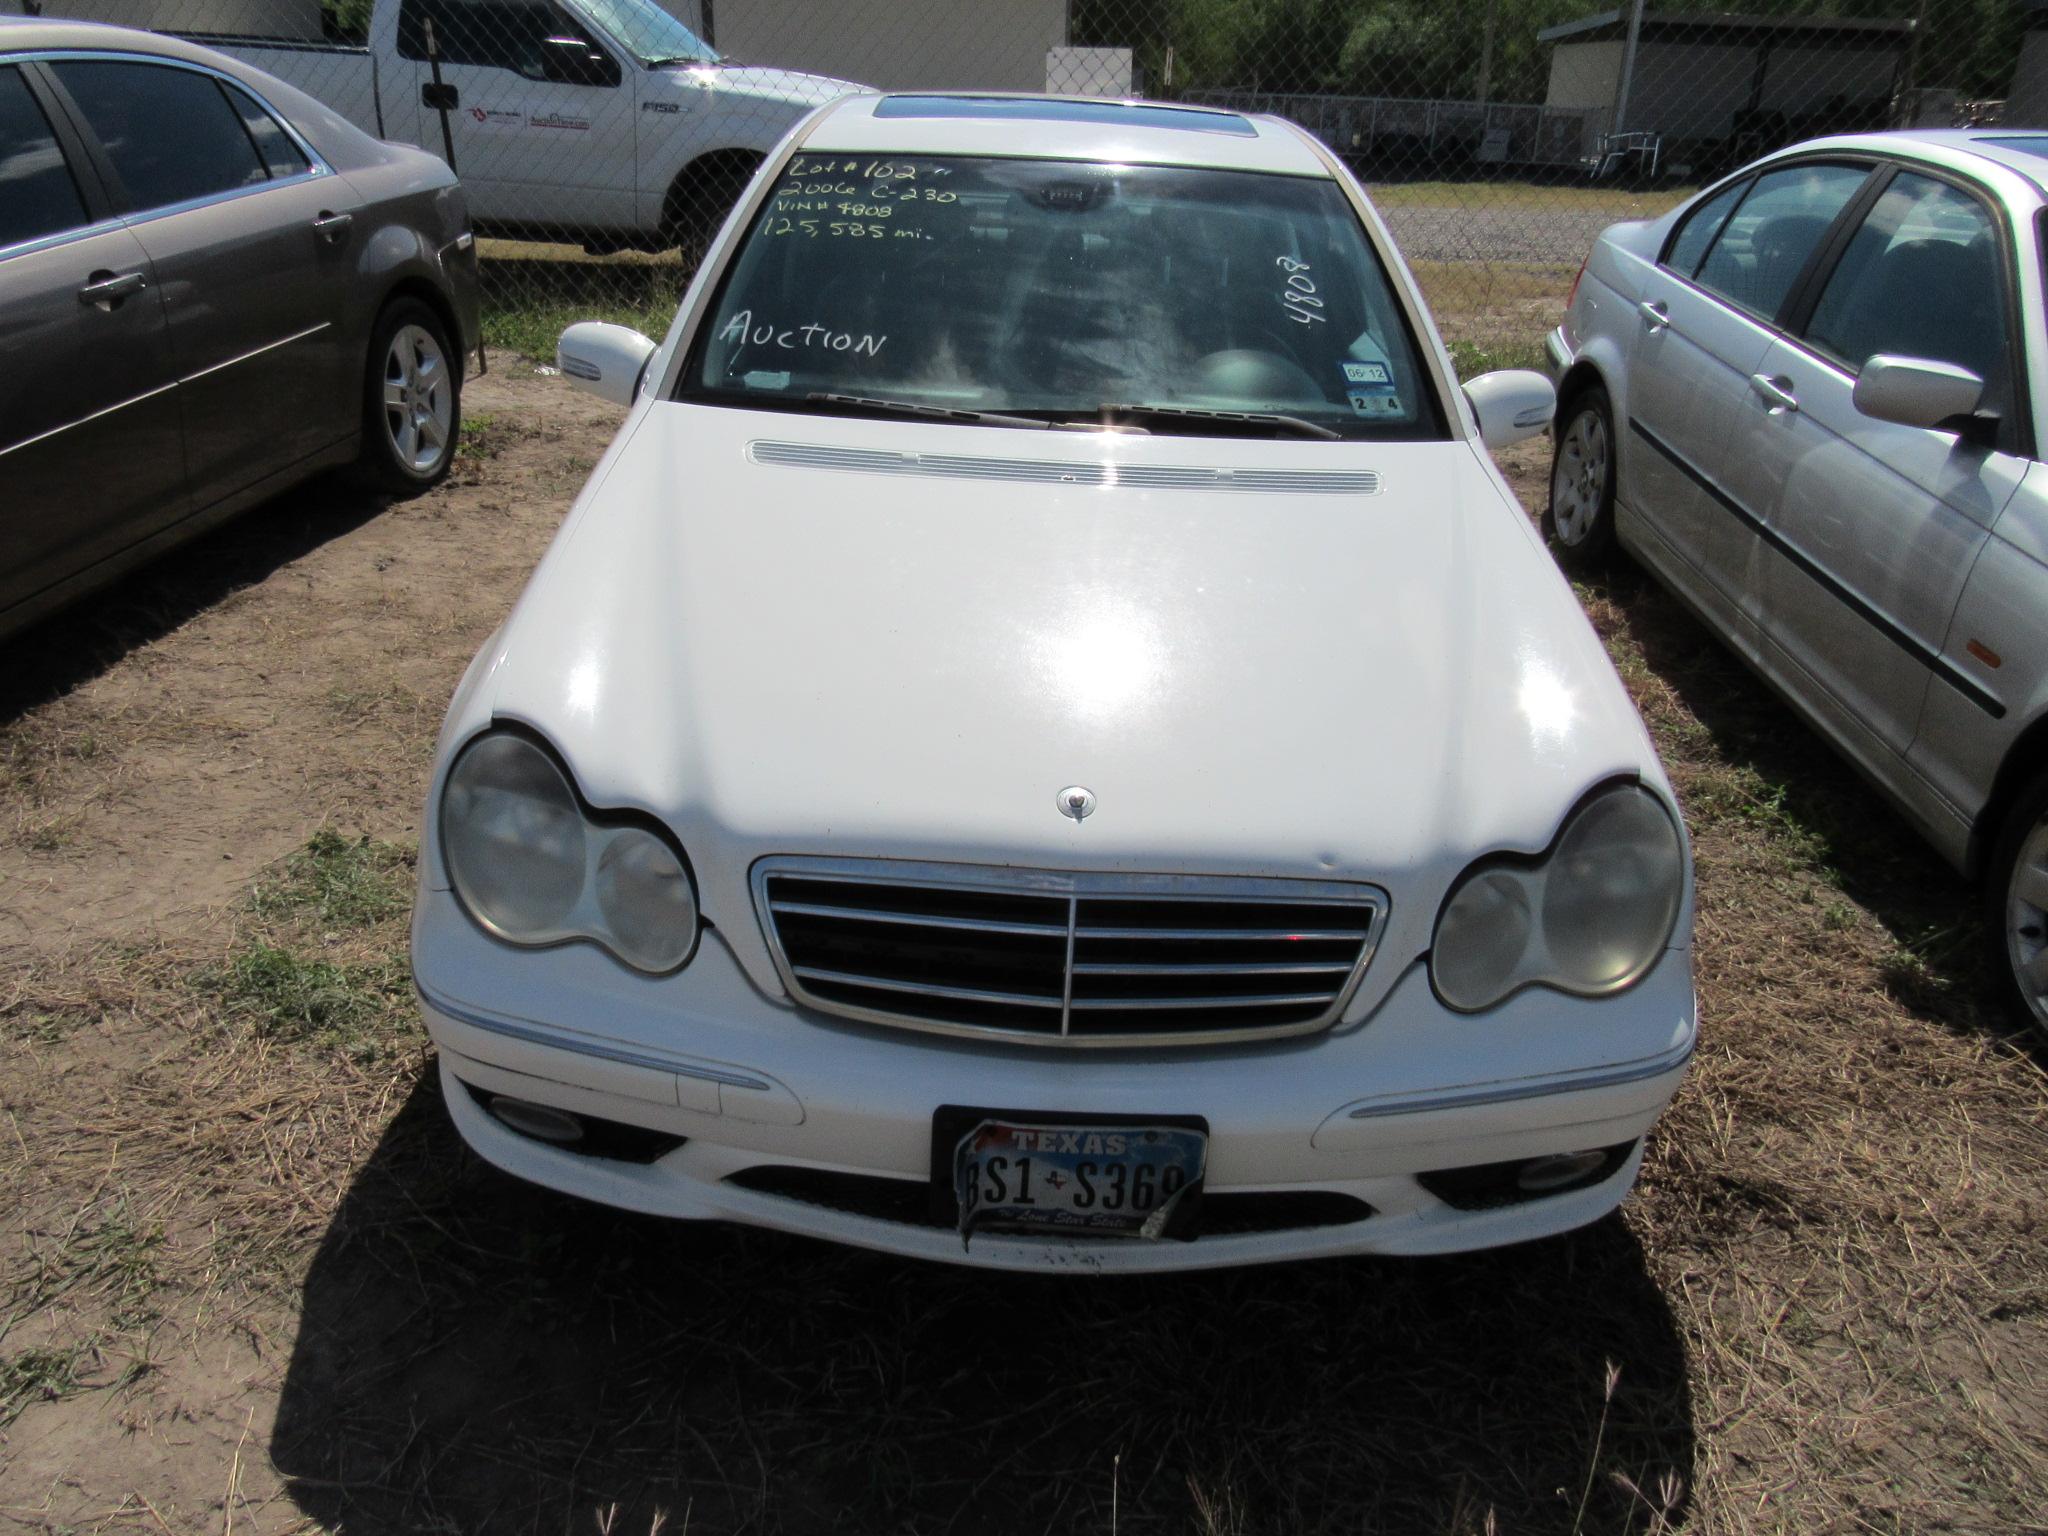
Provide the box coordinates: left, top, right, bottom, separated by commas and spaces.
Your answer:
50, 60, 266, 214
1663, 178, 1747, 277
0, 66, 88, 250
223, 83, 311, 180
1804, 173, 2008, 412
1694, 163, 1868, 320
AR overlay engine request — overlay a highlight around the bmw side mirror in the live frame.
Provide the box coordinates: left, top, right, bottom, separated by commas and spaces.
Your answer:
1853, 354, 1987, 435
557, 322, 657, 407
1463, 369, 1556, 451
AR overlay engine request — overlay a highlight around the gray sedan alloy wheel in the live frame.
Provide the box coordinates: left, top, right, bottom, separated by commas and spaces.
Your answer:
1551, 409, 1608, 544
383, 322, 453, 475
1543, 385, 1618, 573
2004, 810, 2048, 1031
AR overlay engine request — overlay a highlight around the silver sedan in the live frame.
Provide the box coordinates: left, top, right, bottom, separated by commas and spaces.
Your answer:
1545, 129, 2048, 1035
0, 17, 479, 640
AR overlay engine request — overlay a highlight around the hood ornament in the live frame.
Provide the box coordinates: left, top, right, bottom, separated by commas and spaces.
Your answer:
1057, 786, 1096, 822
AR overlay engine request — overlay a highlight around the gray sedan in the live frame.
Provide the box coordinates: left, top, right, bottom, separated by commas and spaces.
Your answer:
0, 18, 479, 640
1545, 130, 2048, 1034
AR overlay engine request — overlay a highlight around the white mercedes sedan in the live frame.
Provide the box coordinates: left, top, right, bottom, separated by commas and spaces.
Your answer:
411, 93, 1696, 1272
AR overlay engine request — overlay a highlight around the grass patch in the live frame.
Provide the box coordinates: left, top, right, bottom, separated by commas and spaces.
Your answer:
1367, 179, 1693, 218
208, 941, 411, 1057
248, 828, 412, 931
0, 1346, 85, 1428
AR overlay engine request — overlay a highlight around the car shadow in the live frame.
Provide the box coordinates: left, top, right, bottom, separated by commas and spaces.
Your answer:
1583, 561, 2023, 1047
0, 472, 394, 729
271, 1075, 1696, 1535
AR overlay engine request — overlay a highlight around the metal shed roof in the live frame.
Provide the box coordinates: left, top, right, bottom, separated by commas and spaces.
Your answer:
1537, 9, 1914, 46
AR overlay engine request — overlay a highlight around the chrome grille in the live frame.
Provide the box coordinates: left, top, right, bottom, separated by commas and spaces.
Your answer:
753, 858, 1388, 1047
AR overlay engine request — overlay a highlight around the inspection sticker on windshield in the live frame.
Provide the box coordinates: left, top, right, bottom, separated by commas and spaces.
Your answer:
1349, 391, 1405, 419
938, 1108, 1207, 1246
1341, 360, 1392, 386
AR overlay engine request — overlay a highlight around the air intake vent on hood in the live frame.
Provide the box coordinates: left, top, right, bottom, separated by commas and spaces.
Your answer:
748, 440, 1379, 496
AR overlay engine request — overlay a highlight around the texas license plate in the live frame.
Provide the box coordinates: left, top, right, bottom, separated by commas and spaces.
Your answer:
933, 1107, 1209, 1243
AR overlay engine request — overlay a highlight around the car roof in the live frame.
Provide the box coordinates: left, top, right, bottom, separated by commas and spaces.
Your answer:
799, 93, 1334, 178
1, 16, 236, 65
1758, 128, 2048, 204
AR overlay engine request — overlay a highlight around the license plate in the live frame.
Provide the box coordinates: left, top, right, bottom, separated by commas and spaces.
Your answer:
932, 1106, 1208, 1244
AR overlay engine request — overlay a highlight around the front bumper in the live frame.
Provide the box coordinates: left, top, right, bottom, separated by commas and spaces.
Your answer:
413, 887, 1695, 1273
1544, 325, 1574, 383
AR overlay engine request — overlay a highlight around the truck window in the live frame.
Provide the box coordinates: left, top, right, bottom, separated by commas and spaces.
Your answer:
399, 0, 601, 80
48, 61, 267, 215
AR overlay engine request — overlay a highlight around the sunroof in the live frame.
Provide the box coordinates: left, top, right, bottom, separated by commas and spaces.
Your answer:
1975, 134, 2048, 162
872, 95, 1259, 137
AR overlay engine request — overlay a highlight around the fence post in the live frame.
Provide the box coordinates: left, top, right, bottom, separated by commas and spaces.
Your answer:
1612, 0, 1647, 137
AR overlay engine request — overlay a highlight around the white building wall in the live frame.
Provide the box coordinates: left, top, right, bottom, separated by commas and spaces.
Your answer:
1545, 38, 1623, 118
22, 0, 320, 34
665, 0, 1067, 92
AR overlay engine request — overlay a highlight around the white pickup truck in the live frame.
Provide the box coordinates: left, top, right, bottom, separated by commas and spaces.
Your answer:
197, 0, 859, 251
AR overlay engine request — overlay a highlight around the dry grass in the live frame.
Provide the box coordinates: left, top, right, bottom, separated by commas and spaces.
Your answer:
3, 392, 2048, 1535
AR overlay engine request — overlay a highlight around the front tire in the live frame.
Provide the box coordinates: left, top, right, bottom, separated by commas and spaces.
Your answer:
1989, 770, 2048, 1037
1544, 384, 1617, 574
356, 298, 459, 495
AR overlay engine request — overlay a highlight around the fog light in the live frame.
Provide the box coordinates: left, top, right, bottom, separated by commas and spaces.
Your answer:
1515, 1148, 1615, 1193
1417, 1140, 1637, 1211
488, 1095, 585, 1145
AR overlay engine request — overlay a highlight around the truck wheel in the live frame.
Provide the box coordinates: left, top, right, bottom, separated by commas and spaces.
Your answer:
356, 298, 459, 495
1989, 768, 2048, 1038
666, 152, 762, 258
1543, 384, 1617, 575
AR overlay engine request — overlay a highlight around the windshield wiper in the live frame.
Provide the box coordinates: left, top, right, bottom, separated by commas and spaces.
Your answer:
808, 393, 1072, 431
1091, 403, 1344, 440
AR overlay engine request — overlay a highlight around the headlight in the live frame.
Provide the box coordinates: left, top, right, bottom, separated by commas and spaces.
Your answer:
1431, 783, 1683, 1013
441, 730, 700, 973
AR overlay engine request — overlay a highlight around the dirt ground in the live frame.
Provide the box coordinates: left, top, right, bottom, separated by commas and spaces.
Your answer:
3, 367, 2046, 1535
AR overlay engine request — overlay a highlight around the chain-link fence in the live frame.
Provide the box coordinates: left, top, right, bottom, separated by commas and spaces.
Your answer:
17, 0, 2036, 367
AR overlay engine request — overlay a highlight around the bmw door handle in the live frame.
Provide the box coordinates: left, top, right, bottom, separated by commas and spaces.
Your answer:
1637, 299, 1669, 331
1749, 373, 1799, 414
313, 210, 354, 245
77, 269, 146, 309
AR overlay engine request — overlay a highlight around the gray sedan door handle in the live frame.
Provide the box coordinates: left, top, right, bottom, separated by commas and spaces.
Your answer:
1749, 373, 1799, 413
313, 210, 354, 244
77, 269, 146, 309
1637, 299, 1669, 331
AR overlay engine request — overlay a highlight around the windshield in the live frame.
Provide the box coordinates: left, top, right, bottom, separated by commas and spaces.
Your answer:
571, 0, 718, 63
677, 155, 1444, 440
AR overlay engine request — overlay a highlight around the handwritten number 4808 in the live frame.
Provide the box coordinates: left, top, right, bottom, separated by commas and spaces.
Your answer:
1277, 257, 1325, 325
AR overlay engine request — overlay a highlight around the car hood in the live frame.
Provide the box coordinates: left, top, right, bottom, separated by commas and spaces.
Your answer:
460, 403, 1669, 1008
663, 63, 861, 107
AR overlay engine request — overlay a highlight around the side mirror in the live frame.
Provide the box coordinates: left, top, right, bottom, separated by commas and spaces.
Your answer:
1462, 369, 1556, 450
1852, 354, 1986, 434
557, 322, 657, 407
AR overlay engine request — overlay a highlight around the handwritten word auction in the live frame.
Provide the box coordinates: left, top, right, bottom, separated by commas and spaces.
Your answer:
717, 310, 888, 357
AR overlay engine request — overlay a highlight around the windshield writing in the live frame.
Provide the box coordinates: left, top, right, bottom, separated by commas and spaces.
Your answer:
679, 155, 1441, 439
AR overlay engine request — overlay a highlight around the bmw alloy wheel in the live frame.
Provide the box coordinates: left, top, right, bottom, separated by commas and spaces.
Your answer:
382, 323, 453, 474
1550, 403, 1609, 548
2006, 811, 2048, 1029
